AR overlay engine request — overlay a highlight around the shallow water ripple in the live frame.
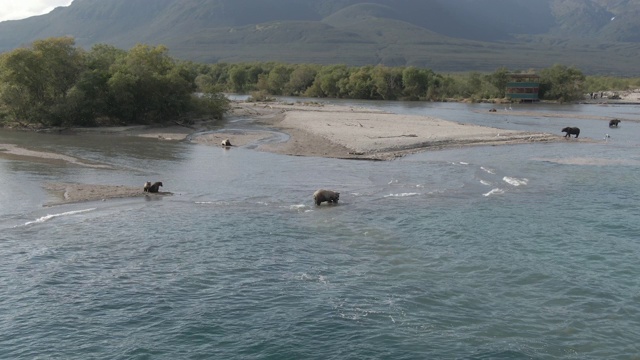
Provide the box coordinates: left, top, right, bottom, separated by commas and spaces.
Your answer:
2, 102, 640, 358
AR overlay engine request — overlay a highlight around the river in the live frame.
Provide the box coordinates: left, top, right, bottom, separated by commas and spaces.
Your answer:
1, 99, 639, 359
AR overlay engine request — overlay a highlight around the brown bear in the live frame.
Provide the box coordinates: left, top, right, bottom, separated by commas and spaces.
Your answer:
609, 119, 621, 127
221, 139, 232, 147
313, 189, 340, 206
562, 127, 580, 138
143, 181, 152, 192
147, 181, 163, 193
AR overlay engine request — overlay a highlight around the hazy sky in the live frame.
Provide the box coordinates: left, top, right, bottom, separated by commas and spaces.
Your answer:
0, 0, 73, 22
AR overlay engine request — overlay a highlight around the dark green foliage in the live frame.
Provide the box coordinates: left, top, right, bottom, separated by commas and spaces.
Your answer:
314, 64, 350, 98
539, 64, 586, 102
485, 67, 510, 98
190, 93, 228, 120
193, 58, 622, 103
344, 66, 375, 99
0, 37, 228, 127
0, 37, 85, 126
229, 67, 249, 93
266, 65, 294, 95
286, 64, 319, 96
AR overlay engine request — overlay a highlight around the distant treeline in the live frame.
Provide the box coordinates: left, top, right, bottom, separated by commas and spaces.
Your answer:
2, 37, 640, 128
198, 62, 640, 103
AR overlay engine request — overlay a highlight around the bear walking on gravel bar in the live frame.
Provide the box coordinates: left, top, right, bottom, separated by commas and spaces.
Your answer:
562, 127, 580, 138
313, 189, 340, 206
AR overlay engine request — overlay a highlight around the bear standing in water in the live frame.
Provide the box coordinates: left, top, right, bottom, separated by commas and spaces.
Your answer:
313, 189, 340, 206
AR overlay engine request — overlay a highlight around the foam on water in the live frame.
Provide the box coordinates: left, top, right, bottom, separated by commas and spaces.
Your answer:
481, 166, 495, 174
21, 208, 96, 226
289, 204, 313, 213
384, 192, 421, 198
503, 176, 529, 186
483, 188, 505, 197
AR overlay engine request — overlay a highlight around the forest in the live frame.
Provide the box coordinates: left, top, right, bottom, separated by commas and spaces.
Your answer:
1, 37, 639, 128
0, 37, 228, 128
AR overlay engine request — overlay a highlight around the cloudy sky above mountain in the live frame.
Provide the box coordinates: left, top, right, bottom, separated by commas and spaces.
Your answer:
0, 0, 73, 22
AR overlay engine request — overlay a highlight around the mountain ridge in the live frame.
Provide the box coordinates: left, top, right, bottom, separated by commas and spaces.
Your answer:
1, 0, 640, 75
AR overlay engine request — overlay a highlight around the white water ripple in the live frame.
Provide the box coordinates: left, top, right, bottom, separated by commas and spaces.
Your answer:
21, 208, 96, 226
483, 188, 504, 197
384, 192, 421, 198
503, 176, 529, 186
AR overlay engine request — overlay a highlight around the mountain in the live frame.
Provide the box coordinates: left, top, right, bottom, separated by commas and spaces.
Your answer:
1, 0, 640, 75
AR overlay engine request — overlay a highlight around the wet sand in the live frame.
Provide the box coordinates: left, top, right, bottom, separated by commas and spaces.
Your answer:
193, 101, 563, 160
43, 182, 172, 206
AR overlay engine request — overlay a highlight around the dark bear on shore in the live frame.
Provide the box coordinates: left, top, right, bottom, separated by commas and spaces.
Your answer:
221, 139, 232, 147
147, 182, 163, 193
313, 189, 340, 206
562, 127, 580, 138
609, 119, 621, 127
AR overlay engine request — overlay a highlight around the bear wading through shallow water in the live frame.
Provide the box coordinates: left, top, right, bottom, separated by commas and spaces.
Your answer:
313, 189, 339, 206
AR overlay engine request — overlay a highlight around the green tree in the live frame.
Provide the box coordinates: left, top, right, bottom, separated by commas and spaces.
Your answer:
228, 65, 249, 93
539, 64, 586, 102
65, 44, 127, 125
0, 49, 46, 124
195, 73, 219, 93
306, 64, 349, 98
0, 83, 32, 125
266, 64, 292, 95
245, 64, 267, 89
32, 37, 85, 102
486, 67, 510, 98
372, 66, 403, 100
345, 66, 375, 99
0, 38, 228, 127
465, 72, 486, 99
436, 75, 458, 99
207, 62, 232, 87
286, 64, 318, 96
0, 37, 85, 126
107, 44, 193, 123
402, 66, 429, 100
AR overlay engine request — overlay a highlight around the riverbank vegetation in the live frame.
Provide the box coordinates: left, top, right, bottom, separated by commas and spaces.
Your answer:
0, 37, 229, 128
199, 62, 639, 103
2, 37, 640, 128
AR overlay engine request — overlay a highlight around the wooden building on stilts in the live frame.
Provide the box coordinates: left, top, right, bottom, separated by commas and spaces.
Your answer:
506, 74, 540, 102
